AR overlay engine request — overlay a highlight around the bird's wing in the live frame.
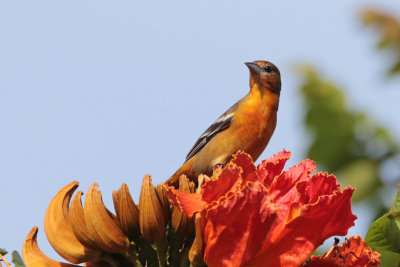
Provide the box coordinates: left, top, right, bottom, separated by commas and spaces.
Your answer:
185, 102, 238, 162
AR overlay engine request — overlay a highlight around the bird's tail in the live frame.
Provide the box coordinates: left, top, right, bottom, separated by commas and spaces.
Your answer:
164, 157, 195, 187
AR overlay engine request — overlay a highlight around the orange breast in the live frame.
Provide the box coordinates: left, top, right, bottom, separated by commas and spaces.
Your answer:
191, 89, 279, 177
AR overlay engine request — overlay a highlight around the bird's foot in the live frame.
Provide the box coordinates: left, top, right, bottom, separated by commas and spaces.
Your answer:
212, 163, 225, 177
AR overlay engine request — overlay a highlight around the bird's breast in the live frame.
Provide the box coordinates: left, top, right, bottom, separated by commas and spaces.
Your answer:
233, 90, 278, 160
193, 91, 276, 175
191, 91, 278, 176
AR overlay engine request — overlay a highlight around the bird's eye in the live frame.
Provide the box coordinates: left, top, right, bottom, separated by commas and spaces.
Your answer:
264, 66, 274, 73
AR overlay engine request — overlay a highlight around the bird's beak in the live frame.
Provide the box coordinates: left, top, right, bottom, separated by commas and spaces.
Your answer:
245, 62, 260, 74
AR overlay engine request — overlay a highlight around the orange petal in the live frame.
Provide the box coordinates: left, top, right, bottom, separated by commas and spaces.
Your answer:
84, 262, 115, 267
304, 236, 381, 267
112, 183, 140, 239
44, 181, 101, 263
171, 175, 195, 235
201, 163, 242, 204
156, 183, 171, 220
257, 149, 292, 187
139, 175, 167, 242
69, 191, 102, 250
249, 186, 356, 266
163, 183, 206, 217
296, 172, 339, 205
189, 213, 206, 266
23, 226, 81, 267
267, 159, 316, 202
84, 183, 129, 253
302, 257, 340, 267
230, 151, 257, 182
203, 182, 277, 267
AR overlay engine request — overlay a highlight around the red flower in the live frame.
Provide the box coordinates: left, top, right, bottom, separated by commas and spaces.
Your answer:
304, 235, 381, 267
164, 150, 357, 267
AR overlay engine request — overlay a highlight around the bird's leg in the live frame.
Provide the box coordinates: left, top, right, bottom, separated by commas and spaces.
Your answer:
215, 163, 226, 168
212, 163, 226, 177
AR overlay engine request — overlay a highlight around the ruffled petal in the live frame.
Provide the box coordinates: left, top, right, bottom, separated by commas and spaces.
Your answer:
230, 151, 258, 183
304, 235, 381, 267
247, 186, 356, 266
295, 187, 357, 238
165, 150, 358, 267
268, 159, 316, 202
297, 172, 340, 205
257, 149, 292, 187
203, 182, 277, 267
163, 184, 206, 216
201, 164, 242, 204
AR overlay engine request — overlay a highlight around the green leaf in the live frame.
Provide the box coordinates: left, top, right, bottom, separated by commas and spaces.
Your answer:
11, 251, 26, 267
360, 8, 400, 78
390, 187, 400, 213
389, 61, 400, 76
0, 248, 7, 256
366, 213, 400, 253
366, 186, 400, 255
378, 250, 400, 267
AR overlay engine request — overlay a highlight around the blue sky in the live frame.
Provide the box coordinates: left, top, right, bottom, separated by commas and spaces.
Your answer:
1, 0, 400, 262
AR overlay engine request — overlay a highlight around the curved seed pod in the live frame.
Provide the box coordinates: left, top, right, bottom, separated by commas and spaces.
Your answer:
84, 183, 129, 253
44, 181, 101, 263
112, 183, 140, 239
106, 207, 122, 228
171, 175, 195, 235
156, 184, 171, 220
23, 226, 81, 267
84, 263, 108, 267
84, 261, 114, 267
188, 180, 196, 193
69, 191, 100, 250
139, 174, 167, 243
189, 214, 206, 267
197, 174, 207, 190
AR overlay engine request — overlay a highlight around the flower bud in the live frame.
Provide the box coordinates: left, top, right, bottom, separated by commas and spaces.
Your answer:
113, 183, 140, 239
171, 175, 195, 235
156, 184, 171, 220
69, 191, 101, 250
44, 181, 101, 263
84, 184, 129, 253
139, 175, 167, 242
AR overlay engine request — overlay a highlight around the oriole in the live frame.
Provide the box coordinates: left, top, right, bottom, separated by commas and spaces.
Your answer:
165, 60, 281, 187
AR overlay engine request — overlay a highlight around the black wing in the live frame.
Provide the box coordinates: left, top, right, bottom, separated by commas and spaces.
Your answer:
185, 102, 238, 162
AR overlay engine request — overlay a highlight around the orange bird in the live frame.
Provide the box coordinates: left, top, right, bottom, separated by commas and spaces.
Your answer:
165, 60, 281, 187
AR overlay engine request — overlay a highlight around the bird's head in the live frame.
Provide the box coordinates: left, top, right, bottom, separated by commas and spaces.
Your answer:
245, 61, 281, 95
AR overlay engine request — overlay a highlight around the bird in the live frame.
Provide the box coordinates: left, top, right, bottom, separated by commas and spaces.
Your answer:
165, 60, 281, 187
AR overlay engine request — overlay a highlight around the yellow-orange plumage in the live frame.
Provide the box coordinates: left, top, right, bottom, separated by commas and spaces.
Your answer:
165, 60, 281, 187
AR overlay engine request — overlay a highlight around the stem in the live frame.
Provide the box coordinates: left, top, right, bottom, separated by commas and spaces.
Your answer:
155, 240, 167, 267
102, 254, 122, 267
388, 210, 400, 218
179, 247, 190, 267
0, 254, 10, 267
124, 244, 143, 267
132, 235, 158, 267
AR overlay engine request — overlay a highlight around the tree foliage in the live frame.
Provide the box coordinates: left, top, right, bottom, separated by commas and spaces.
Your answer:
297, 8, 400, 266
361, 8, 400, 76
297, 66, 399, 203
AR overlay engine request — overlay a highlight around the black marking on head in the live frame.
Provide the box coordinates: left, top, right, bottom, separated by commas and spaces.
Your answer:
264, 65, 274, 73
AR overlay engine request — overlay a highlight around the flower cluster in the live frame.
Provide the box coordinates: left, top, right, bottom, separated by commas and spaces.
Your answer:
23, 176, 196, 266
304, 236, 381, 266
22, 150, 381, 267
164, 150, 378, 266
